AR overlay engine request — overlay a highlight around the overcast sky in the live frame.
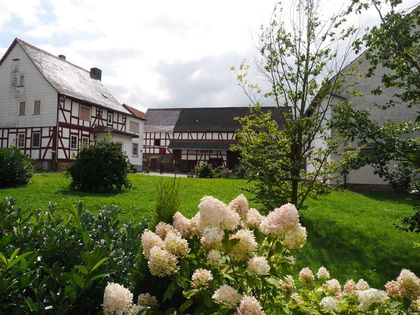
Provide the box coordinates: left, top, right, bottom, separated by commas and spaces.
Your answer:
0, 0, 418, 112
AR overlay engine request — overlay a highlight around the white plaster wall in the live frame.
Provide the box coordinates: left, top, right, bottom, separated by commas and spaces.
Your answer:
0, 44, 58, 128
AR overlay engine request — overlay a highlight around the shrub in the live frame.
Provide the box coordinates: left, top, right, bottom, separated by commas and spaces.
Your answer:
105, 194, 419, 314
194, 163, 214, 178
0, 147, 33, 188
67, 141, 131, 193
0, 198, 145, 314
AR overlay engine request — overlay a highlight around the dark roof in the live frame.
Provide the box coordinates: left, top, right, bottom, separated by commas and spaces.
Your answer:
174, 107, 286, 132
145, 108, 182, 132
92, 126, 139, 138
123, 104, 146, 120
0, 38, 131, 115
168, 140, 235, 150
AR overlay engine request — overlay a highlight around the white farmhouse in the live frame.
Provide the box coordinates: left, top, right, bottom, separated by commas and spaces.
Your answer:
0, 38, 145, 171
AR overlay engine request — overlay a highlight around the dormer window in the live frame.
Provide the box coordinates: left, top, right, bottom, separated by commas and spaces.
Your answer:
107, 112, 113, 125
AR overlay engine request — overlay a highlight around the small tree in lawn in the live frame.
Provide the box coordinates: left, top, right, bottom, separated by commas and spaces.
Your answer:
67, 140, 131, 193
233, 0, 357, 210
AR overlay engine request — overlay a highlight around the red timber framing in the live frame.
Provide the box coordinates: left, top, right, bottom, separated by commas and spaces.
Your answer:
56, 95, 129, 161
0, 126, 56, 160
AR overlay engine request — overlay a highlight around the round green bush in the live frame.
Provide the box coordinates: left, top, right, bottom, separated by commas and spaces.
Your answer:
67, 141, 131, 193
0, 147, 33, 188
194, 163, 215, 178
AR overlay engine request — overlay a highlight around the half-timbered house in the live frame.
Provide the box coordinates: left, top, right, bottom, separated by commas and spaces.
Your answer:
143, 107, 285, 171
0, 38, 145, 171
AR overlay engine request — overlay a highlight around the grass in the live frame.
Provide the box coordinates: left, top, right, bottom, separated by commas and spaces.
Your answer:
1, 173, 418, 287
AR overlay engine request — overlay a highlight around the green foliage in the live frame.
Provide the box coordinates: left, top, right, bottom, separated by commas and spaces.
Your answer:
153, 177, 181, 225
194, 163, 215, 178
0, 197, 146, 314
0, 147, 33, 188
333, 102, 419, 192
232, 0, 356, 209
233, 106, 339, 211
350, 0, 420, 109
67, 141, 131, 193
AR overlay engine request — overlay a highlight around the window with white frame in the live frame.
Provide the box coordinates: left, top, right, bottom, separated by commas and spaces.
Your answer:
70, 135, 78, 150
31, 132, 40, 148
18, 75, 24, 87
107, 112, 113, 125
81, 137, 89, 148
132, 143, 139, 157
17, 133, 25, 148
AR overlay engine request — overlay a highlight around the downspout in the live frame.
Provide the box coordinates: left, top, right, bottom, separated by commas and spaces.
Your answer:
54, 93, 61, 171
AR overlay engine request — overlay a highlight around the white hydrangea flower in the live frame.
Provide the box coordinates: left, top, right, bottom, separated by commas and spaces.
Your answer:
385, 280, 400, 297
280, 275, 296, 294
247, 256, 270, 275
320, 296, 339, 312
325, 279, 341, 296
260, 203, 299, 238
200, 226, 224, 249
235, 295, 265, 315
229, 229, 257, 261
103, 282, 133, 315
164, 232, 190, 256
212, 285, 242, 308
148, 246, 179, 277
299, 267, 314, 286
356, 279, 370, 291
317, 266, 330, 280
357, 288, 388, 311
396, 269, 420, 300
343, 279, 357, 295
207, 249, 222, 266
199, 196, 228, 229
173, 211, 195, 238
283, 223, 307, 250
221, 207, 241, 231
245, 208, 264, 229
155, 222, 179, 240
228, 194, 249, 220
141, 230, 164, 259
191, 268, 213, 288
137, 293, 159, 308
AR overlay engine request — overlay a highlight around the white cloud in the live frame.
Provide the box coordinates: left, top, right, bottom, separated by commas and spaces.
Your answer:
0, 0, 418, 111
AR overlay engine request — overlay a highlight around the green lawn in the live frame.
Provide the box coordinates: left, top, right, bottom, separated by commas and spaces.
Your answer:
1, 173, 418, 288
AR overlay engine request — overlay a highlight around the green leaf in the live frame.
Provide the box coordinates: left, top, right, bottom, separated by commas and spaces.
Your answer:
178, 300, 193, 313
163, 281, 177, 302
71, 273, 85, 289
90, 257, 108, 273
90, 272, 111, 281
0, 252, 7, 265
75, 265, 89, 275
64, 285, 77, 302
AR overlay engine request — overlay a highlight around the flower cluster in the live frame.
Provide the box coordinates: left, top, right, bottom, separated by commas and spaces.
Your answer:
103, 194, 419, 314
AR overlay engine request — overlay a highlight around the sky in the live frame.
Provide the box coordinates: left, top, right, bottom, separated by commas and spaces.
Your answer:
0, 0, 418, 112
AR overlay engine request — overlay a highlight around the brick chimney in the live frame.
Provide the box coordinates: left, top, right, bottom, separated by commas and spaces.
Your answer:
90, 67, 102, 81
58, 54, 66, 60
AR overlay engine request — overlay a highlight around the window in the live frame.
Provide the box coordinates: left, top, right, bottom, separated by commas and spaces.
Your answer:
154, 139, 161, 146
79, 106, 90, 121
81, 137, 89, 148
18, 102, 25, 116
31, 132, 40, 148
129, 121, 139, 133
132, 143, 139, 157
33, 100, 41, 115
107, 113, 113, 125
70, 135, 78, 150
18, 75, 24, 87
17, 133, 25, 148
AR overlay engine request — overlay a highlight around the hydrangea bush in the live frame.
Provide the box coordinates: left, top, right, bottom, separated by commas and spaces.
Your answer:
103, 194, 420, 314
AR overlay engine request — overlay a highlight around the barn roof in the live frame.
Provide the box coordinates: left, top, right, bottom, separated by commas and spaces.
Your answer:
145, 106, 287, 133
1, 38, 131, 115
123, 104, 146, 120
144, 108, 182, 132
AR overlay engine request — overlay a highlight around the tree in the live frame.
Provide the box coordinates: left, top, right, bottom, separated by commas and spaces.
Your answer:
233, 0, 357, 210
